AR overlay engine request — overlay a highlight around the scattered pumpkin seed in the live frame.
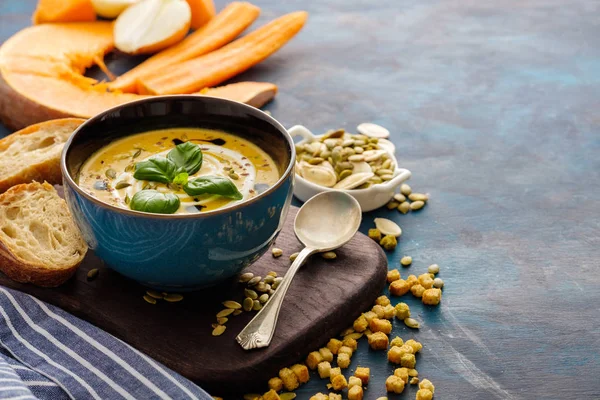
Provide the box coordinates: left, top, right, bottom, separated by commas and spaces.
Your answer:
386, 200, 400, 210
212, 325, 226, 336
321, 251, 337, 260
344, 332, 363, 340
132, 149, 142, 159
340, 327, 355, 336
398, 201, 411, 214
143, 295, 156, 305
105, 169, 117, 179
393, 193, 406, 203
146, 290, 163, 299
259, 294, 269, 304
86, 268, 99, 281
268, 288, 276, 295
375, 218, 402, 237
239, 272, 254, 283
164, 294, 183, 302
272, 248, 283, 258
252, 300, 262, 311
409, 193, 429, 202
124, 194, 130, 205
433, 277, 444, 288
289, 252, 300, 261
410, 200, 425, 210
115, 181, 131, 190
223, 300, 242, 309
267, 271, 278, 277
243, 297, 254, 311
228, 171, 239, 180
247, 276, 262, 286
404, 317, 420, 329
256, 282, 271, 292
124, 164, 135, 173
216, 308, 235, 318
400, 256, 413, 266
400, 184, 412, 196
428, 264, 440, 274
280, 393, 297, 400
217, 317, 228, 325
263, 276, 274, 286
233, 309, 242, 316
244, 289, 258, 300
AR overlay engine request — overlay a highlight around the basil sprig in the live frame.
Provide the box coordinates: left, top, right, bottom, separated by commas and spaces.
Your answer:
129, 190, 180, 214
167, 142, 203, 175
184, 176, 243, 200
133, 156, 181, 183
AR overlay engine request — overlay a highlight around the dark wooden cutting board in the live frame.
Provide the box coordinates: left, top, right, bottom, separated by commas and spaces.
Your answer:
0, 206, 387, 395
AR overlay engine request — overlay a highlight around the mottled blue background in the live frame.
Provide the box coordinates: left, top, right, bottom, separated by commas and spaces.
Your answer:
1, 0, 599, 398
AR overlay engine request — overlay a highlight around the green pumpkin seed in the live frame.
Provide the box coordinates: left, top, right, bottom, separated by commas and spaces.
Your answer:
243, 297, 254, 311
115, 181, 131, 190
380, 174, 394, 181
386, 201, 400, 210
409, 193, 429, 202
428, 264, 440, 274
252, 300, 262, 311
400, 183, 412, 196
255, 282, 270, 292
339, 327, 355, 336
338, 169, 353, 180
410, 201, 425, 210
217, 317, 228, 324
239, 272, 254, 283
216, 309, 235, 318
321, 251, 337, 260
376, 168, 393, 176
164, 294, 183, 302
289, 252, 299, 262
280, 393, 297, 400
244, 289, 258, 299
228, 171, 239, 180
124, 194, 131, 205
132, 149, 142, 159
354, 146, 364, 154
259, 294, 269, 304
263, 275, 275, 285
295, 144, 305, 153
342, 139, 355, 147
308, 157, 325, 165
124, 164, 135, 173
398, 202, 410, 214
331, 147, 343, 164
105, 169, 117, 179
382, 159, 392, 170
267, 271, 277, 277
143, 295, 156, 305
272, 248, 283, 257
320, 150, 331, 159
223, 300, 242, 309
400, 256, 412, 266
212, 325, 226, 336
233, 309, 242, 316
301, 154, 312, 161
86, 268, 99, 281
353, 139, 367, 146
404, 317, 420, 329
357, 182, 372, 189
247, 276, 261, 286
369, 176, 383, 184
393, 193, 406, 203
146, 290, 163, 299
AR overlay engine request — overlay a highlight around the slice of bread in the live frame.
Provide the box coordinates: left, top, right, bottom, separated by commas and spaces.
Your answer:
0, 182, 88, 287
0, 118, 85, 193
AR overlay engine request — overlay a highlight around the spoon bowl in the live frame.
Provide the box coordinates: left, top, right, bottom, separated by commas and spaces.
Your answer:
237, 191, 362, 350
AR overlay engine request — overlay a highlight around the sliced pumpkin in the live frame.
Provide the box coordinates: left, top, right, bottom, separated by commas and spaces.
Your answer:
32, 0, 97, 24
186, 0, 216, 29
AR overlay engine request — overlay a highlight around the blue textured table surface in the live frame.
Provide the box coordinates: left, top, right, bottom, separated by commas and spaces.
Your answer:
1, 1, 599, 399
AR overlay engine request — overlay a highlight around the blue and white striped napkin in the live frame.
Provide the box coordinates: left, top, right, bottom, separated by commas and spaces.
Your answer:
0, 286, 212, 400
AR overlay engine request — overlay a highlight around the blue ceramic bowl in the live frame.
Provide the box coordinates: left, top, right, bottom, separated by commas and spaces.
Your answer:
61, 96, 295, 291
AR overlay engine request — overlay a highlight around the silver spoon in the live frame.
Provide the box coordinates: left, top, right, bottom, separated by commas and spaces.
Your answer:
236, 191, 362, 350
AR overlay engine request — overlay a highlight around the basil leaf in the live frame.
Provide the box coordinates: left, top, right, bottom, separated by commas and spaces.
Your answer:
167, 142, 203, 175
173, 172, 189, 186
129, 190, 180, 214
184, 176, 243, 200
133, 156, 180, 183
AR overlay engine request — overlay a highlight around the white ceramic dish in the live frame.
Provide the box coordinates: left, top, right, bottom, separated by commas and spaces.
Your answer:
288, 125, 411, 212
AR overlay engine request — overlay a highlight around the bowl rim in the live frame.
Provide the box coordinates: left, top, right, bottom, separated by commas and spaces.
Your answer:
60, 94, 296, 219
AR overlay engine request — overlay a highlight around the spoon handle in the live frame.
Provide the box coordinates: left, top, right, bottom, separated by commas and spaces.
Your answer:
236, 246, 317, 350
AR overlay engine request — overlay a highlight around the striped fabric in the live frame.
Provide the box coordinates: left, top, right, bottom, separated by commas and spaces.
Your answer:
0, 286, 212, 400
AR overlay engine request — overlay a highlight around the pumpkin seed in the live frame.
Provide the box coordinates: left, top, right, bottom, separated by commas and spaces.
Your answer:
357, 122, 390, 139
369, 176, 383, 184
320, 150, 331, 159
115, 181, 131, 190
132, 149, 142, 159
216, 309, 235, 318
338, 169, 353, 180
223, 300, 242, 309
342, 139, 355, 147
86, 268, 99, 281
146, 290, 163, 299
233, 309, 242, 316
410, 201, 425, 210
323, 139, 339, 149
247, 276, 261, 286
340, 327, 355, 336
256, 282, 270, 292
164, 294, 183, 302
343, 147, 356, 156
274, 277, 283, 285
380, 174, 394, 181
105, 169, 117, 179
124, 164, 135, 173
348, 154, 365, 162
331, 147, 343, 164
325, 128, 345, 139
239, 272, 254, 283
409, 193, 429, 202
354, 146, 364, 154
280, 393, 297, 400
289, 252, 299, 261
267, 271, 278, 277
400, 256, 412, 266
212, 325, 226, 336
428, 264, 440, 274
272, 248, 283, 257
307, 157, 323, 165
393, 193, 406, 203
217, 317, 228, 324
374, 218, 402, 237
244, 289, 258, 299
386, 201, 400, 210
295, 144, 305, 153
404, 317, 420, 329
252, 300, 262, 311
143, 295, 156, 305
433, 277, 444, 288
398, 202, 410, 214
259, 294, 269, 304
400, 184, 412, 196
382, 159, 392, 170
243, 297, 254, 311
124, 194, 131, 205
228, 171, 239, 180
321, 251, 337, 260
376, 169, 394, 176
263, 275, 275, 285
344, 332, 363, 340
211, 323, 219, 329
335, 161, 353, 172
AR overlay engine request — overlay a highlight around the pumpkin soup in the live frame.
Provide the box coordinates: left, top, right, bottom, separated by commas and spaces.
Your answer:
78, 128, 280, 214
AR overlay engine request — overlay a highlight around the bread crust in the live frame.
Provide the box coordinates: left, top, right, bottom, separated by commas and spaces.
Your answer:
0, 182, 87, 287
0, 118, 85, 193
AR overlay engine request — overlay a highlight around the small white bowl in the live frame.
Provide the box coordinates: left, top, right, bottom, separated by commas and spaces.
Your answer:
289, 125, 411, 212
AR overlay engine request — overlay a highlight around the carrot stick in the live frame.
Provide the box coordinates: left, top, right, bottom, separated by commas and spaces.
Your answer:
109, 2, 260, 93
137, 11, 308, 95
198, 81, 277, 108
186, 0, 216, 30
